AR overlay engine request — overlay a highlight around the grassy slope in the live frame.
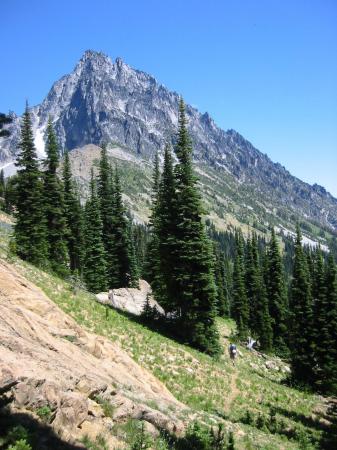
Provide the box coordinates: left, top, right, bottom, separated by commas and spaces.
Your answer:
0, 218, 331, 450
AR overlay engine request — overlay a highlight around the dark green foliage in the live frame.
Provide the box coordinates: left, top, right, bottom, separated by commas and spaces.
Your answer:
3, 174, 18, 214
245, 234, 273, 351
62, 151, 84, 273
289, 226, 315, 385
83, 170, 107, 293
231, 232, 249, 338
0, 169, 4, 199
214, 244, 229, 317
43, 120, 69, 276
155, 145, 178, 312
14, 104, 48, 266
175, 422, 229, 450
110, 167, 136, 287
98, 145, 119, 288
171, 100, 220, 355
314, 253, 337, 393
265, 229, 289, 355
143, 152, 161, 287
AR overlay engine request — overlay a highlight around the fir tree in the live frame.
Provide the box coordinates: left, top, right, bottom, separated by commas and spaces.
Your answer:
319, 254, 337, 393
265, 228, 289, 355
144, 151, 161, 286
14, 104, 48, 266
231, 232, 249, 338
214, 244, 229, 317
110, 167, 135, 287
98, 145, 119, 288
0, 169, 4, 199
83, 170, 107, 293
172, 99, 220, 355
62, 151, 84, 273
289, 226, 315, 385
245, 234, 273, 351
155, 145, 178, 312
43, 119, 69, 276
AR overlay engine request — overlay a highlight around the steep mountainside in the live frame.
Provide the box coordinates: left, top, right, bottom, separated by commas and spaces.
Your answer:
1, 50, 337, 232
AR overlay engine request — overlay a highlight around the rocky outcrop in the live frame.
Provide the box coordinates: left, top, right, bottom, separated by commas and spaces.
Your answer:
0, 260, 186, 447
1, 50, 336, 231
96, 279, 165, 316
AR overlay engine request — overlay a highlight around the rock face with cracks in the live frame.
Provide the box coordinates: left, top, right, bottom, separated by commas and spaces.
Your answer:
0, 260, 186, 447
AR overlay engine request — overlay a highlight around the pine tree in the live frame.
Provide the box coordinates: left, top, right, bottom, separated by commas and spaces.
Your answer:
214, 244, 229, 317
265, 228, 289, 355
289, 225, 315, 385
83, 170, 107, 293
319, 254, 337, 393
155, 145, 178, 312
144, 151, 161, 286
62, 151, 84, 273
98, 145, 119, 288
171, 99, 220, 355
0, 169, 5, 199
245, 234, 273, 351
43, 119, 69, 276
110, 167, 135, 287
231, 232, 249, 338
14, 104, 48, 266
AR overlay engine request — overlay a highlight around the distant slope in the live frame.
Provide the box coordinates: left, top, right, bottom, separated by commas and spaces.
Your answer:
1, 50, 337, 232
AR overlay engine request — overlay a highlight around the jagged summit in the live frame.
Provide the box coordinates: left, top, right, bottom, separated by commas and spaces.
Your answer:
1, 50, 337, 231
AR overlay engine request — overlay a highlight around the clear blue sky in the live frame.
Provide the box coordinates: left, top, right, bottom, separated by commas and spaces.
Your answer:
2, 0, 337, 195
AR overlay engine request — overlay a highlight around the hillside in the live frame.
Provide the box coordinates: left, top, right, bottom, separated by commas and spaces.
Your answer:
65, 143, 333, 249
1, 215, 336, 450
1, 50, 337, 236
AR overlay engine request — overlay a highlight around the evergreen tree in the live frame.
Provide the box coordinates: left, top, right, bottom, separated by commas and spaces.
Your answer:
170, 99, 220, 355
231, 232, 249, 338
110, 167, 135, 287
62, 151, 84, 273
155, 145, 178, 312
0, 169, 4, 199
14, 104, 48, 266
214, 244, 229, 317
83, 170, 107, 293
289, 226, 315, 385
43, 119, 69, 276
98, 145, 119, 288
318, 254, 337, 393
245, 234, 273, 351
265, 228, 289, 354
144, 151, 161, 286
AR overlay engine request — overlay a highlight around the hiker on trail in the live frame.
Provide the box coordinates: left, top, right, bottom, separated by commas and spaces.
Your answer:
229, 343, 237, 366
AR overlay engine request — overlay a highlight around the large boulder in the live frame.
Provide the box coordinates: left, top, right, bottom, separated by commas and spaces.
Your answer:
96, 279, 165, 316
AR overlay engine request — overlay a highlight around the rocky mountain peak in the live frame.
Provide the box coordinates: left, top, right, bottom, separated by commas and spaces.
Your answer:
1, 50, 337, 231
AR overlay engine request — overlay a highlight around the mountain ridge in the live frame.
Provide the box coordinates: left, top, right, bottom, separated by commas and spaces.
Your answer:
1, 49, 337, 232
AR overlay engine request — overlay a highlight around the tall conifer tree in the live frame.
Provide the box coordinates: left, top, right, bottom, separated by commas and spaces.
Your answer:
144, 151, 161, 286
232, 232, 249, 337
265, 229, 289, 354
43, 119, 69, 275
83, 170, 107, 293
98, 145, 119, 287
14, 104, 48, 265
155, 145, 178, 312
319, 254, 337, 393
171, 99, 220, 355
110, 167, 135, 287
62, 151, 84, 273
289, 226, 315, 384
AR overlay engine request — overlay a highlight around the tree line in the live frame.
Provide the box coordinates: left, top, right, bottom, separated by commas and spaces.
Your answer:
11, 104, 138, 292
2, 103, 337, 393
